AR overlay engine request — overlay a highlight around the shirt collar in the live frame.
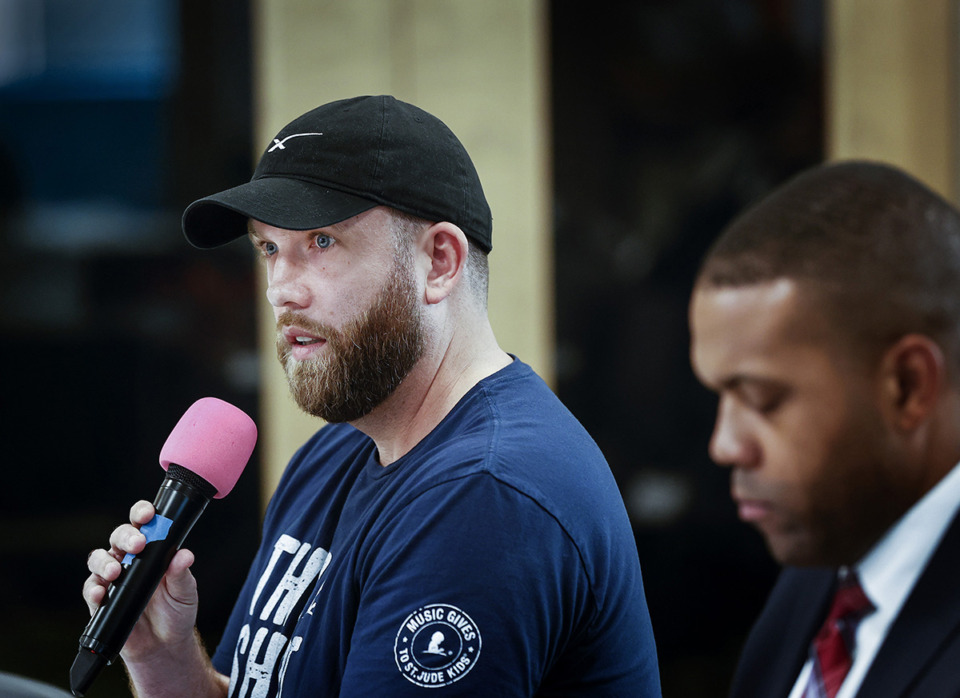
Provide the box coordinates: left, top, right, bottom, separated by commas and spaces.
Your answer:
853, 460, 960, 616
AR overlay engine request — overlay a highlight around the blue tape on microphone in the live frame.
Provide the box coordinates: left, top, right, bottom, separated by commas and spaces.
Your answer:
122, 515, 174, 565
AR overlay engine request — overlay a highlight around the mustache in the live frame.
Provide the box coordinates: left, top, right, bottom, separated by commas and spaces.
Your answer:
730, 469, 784, 504
276, 310, 339, 340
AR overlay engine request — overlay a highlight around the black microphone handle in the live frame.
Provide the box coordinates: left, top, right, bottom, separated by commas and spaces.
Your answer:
70, 467, 213, 695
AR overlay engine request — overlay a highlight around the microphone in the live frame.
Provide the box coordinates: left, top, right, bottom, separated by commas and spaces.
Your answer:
69, 397, 257, 697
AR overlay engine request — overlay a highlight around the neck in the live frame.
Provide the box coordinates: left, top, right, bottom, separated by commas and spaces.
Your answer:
351, 317, 511, 466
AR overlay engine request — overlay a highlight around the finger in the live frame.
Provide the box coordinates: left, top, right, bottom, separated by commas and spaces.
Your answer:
82, 574, 108, 615
130, 500, 156, 525
163, 549, 197, 604
87, 548, 123, 581
167, 548, 195, 577
108, 524, 146, 557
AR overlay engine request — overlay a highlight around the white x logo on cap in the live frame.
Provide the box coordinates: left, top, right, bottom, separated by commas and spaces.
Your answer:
268, 132, 324, 152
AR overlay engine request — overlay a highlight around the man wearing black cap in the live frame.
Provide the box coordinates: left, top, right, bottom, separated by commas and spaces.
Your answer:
83, 96, 661, 697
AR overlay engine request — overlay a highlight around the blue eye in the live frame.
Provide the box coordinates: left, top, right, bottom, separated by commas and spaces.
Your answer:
315, 234, 333, 249
263, 241, 278, 256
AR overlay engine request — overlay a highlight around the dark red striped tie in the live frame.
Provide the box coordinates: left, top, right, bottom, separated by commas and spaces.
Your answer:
810, 574, 875, 698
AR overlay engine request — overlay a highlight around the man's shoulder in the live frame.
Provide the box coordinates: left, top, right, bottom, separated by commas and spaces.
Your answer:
271, 423, 373, 498
471, 358, 601, 454
413, 360, 632, 570
426, 372, 608, 502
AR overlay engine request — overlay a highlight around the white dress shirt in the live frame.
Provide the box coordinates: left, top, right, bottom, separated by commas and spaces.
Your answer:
787, 460, 960, 698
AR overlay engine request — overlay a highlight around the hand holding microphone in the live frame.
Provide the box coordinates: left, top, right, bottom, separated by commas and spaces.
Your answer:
72, 398, 257, 697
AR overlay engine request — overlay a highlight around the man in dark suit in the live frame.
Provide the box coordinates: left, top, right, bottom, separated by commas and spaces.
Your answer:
689, 160, 960, 698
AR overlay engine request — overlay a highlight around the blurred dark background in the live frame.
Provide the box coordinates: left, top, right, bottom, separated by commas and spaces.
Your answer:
0, 0, 822, 695
551, 2, 822, 692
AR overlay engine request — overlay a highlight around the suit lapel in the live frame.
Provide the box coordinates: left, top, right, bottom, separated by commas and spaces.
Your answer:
769, 569, 835, 696
732, 567, 835, 697
856, 510, 960, 696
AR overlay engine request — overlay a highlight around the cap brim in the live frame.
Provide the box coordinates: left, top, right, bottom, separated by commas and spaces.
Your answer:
182, 177, 378, 249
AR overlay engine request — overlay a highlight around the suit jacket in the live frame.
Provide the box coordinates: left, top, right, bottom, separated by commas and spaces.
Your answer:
730, 509, 960, 697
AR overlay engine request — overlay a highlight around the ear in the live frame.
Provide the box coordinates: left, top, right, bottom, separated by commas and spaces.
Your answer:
879, 334, 945, 432
419, 222, 469, 305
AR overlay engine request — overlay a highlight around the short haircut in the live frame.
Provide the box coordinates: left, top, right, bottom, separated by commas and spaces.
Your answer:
390, 209, 490, 307
696, 160, 960, 368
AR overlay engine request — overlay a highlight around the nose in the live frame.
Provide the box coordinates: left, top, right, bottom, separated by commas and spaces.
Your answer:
265, 255, 310, 309
708, 396, 760, 469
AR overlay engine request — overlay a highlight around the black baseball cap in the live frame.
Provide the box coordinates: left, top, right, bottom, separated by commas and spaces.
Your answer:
182, 95, 493, 252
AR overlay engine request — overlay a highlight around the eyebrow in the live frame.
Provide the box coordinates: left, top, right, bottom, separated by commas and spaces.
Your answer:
695, 368, 761, 392
717, 374, 790, 397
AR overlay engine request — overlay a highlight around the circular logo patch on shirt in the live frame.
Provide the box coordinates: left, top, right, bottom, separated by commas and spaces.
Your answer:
394, 604, 482, 688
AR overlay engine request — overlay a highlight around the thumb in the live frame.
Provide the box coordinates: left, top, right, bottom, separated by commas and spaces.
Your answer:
162, 548, 197, 606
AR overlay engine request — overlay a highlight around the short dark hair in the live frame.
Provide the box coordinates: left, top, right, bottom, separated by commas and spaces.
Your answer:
696, 160, 960, 367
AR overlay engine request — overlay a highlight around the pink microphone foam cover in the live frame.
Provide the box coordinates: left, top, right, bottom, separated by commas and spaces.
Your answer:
159, 397, 258, 498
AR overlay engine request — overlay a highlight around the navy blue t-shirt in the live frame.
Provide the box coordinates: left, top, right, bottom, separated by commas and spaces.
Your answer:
212, 359, 660, 696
